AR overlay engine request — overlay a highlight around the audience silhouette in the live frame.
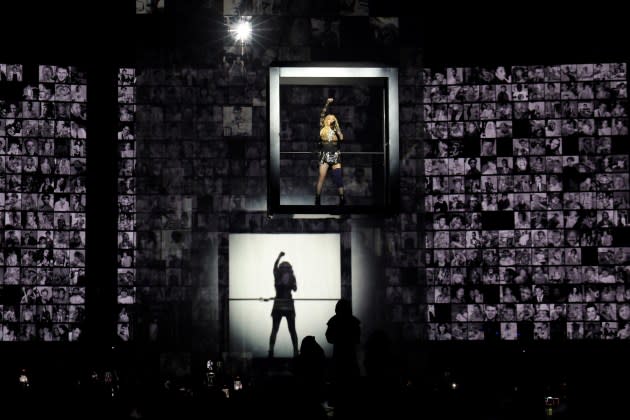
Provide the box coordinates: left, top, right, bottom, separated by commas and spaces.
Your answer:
294, 335, 328, 419
325, 299, 361, 418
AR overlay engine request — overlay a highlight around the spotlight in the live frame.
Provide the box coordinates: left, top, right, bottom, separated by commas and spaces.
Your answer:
233, 20, 252, 42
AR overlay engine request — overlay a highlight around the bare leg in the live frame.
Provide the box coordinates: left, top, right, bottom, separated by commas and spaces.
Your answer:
286, 315, 298, 357
317, 163, 329, 195
269, 315, 282, 357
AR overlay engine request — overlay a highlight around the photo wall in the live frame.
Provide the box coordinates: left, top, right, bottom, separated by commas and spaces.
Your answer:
422, 63, 630, 340
117, 67, 201, 345
0, 63, 87, 341
117, 68, 137, 342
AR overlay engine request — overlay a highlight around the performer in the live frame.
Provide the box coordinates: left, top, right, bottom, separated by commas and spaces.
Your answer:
268, 251, 298, 358
316, 97, 344, 205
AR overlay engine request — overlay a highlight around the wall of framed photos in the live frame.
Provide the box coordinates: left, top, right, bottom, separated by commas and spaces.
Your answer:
0, 63, 87, 341
116, 68, 137, 342
422, 63, 630, 341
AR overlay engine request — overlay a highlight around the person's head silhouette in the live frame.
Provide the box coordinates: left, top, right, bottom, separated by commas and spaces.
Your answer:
299, 335, 322, 356
335, 298, 352, 316
279, 261, 292, 271
277, 261, 294, 284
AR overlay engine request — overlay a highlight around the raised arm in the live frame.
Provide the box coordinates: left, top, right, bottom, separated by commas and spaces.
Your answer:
273, 251, 285, 278
320, 98, 334, 128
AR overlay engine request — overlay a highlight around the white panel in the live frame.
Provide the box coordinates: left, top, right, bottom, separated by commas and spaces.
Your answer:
229, 233, 341, 299
230, 300, 337, 358
279, 67, 394, 79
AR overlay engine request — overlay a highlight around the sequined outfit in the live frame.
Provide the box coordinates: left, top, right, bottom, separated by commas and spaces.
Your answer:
319, 102, 341, 164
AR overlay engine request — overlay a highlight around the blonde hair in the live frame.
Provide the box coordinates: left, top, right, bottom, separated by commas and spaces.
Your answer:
320, 114, 340, 140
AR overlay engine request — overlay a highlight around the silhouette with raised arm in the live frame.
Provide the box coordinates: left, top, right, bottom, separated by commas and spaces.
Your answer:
268, 251, 299, 358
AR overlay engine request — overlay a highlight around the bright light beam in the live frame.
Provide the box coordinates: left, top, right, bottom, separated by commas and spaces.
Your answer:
233, 20, 252, 42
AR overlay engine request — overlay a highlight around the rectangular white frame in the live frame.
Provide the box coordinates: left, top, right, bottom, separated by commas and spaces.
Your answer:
268, 63, 400, 214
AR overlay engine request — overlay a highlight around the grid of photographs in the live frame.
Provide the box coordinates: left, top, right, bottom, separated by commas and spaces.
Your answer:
117, 68, 137, 342
0, 63, 87, 341
423, 63, 630, 340
123, 64, 272, 346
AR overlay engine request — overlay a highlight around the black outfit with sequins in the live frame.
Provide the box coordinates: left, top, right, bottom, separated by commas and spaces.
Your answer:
318, 102, 341, 165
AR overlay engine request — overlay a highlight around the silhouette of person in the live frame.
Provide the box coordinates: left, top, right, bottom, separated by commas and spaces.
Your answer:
268, 251, 299, 357
294, 335, 328, 419
325, 299, 361, 415
296, 335, 326, 391
326, 299, 361, 373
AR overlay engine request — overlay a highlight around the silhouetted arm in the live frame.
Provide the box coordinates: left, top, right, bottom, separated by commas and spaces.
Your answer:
273, 251, 285, 280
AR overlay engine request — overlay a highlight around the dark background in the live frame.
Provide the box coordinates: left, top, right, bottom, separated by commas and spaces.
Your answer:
1, 0, 629, 416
